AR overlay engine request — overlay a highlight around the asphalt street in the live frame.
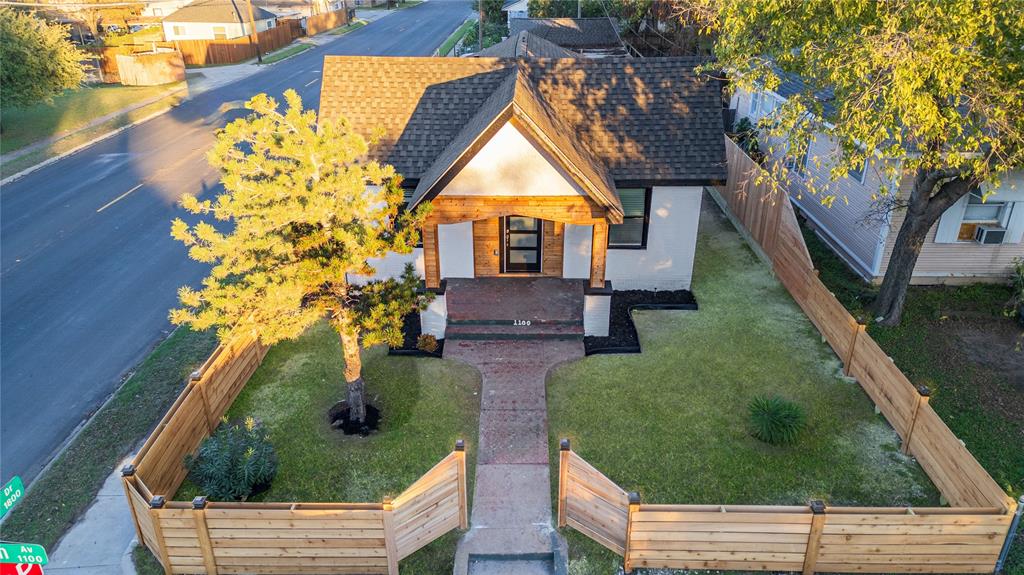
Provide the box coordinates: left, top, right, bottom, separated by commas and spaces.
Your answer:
0, 0, 474, 483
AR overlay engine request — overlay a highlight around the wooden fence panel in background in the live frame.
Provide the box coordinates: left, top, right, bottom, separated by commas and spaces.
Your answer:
558, 450, 629, 555
306, 8, 350, 36
175, 25, 298, 66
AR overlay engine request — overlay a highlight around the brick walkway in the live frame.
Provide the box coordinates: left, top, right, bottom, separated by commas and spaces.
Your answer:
448, 339, 582, 575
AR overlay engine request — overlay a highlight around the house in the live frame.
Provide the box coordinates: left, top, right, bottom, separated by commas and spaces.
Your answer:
162, 0, 278, 41
475, 31, 578, 59
731, 79, 1024, 284
318, 55, 726, 338
502, 0, 528, 21
508, 18, 628, 57
141, 0, 194, 19
253, 0, 343, 19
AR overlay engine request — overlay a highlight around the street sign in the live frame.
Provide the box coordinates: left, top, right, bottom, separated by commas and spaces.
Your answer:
0, 564, 43, 575
0, 477, 24, 518
0, 543, 47, 566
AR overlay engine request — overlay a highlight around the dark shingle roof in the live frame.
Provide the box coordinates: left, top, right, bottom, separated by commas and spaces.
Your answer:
476, 31, 579, 59
318, 55, 726, 190
164, 0, 277, 23
508, 18, 620, 49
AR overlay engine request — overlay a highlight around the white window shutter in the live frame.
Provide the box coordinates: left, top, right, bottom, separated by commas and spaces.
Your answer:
1005, 202, 1024, 243
934, 194, 969, 243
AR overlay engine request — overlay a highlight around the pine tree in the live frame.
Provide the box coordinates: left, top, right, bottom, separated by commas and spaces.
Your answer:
171, 89, 431, 423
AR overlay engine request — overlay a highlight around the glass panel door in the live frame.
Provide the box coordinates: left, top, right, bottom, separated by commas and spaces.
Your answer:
503, 216, 542, 273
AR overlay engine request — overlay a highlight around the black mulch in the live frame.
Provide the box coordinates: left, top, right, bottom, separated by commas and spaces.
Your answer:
388, 311, 444, 357
584, 289, 697, 355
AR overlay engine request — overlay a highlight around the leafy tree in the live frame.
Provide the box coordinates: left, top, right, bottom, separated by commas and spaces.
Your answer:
0, 8, 86, 111
472, 0, 505, 23
465, 20, 506, 51
528, 0, 608, 18
170, 90, 431, 423
679, 0, 1024, 325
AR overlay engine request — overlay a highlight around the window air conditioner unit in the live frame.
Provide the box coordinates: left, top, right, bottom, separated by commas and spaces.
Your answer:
974, 225, 1006, 245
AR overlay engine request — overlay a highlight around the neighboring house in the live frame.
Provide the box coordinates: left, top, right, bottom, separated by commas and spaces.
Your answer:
318, 55, 726, 337
502, 0, 528, 21
141, 0, 193, 19
162, 0, 278, 41
731, 81, 1024, 284
475, 30, 578, 59
508, 18, 628, 57
254, 0, 342, 19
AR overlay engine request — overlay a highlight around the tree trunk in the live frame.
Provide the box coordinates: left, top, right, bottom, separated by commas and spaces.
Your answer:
336, 314, 367, 423
870, 167, 973, 326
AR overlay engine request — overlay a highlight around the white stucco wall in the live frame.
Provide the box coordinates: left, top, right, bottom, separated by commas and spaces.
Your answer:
563, 223, 593, 279
420, 294, 447, 338
584, 294, 610, 337
440, 122, 587, 198
347, 249, 424, 285
605, 186, 702, 290
438, 221, 474, 279
162, 18, 275, 41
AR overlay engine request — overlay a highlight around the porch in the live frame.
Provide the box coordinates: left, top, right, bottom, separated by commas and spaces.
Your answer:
444, 277, 586, 340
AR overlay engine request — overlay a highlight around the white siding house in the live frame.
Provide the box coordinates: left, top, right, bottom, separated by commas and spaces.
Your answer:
731, 85, 1024, 284
161, 0, 278, 40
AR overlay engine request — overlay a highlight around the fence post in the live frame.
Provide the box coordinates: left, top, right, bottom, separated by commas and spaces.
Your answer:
455, 439, 469, 529
901, 385, 931, 454
120, 465, 145, 545
623, 492, 640, 574
192, 370, 218, 433
802, 500, 826, 575
996, 496, 1024, 574
382, 497, 399, 575
558, 439, 571, 528
148, 496, 173, 575
843, 320, 866, 376
192, 497, 218, 575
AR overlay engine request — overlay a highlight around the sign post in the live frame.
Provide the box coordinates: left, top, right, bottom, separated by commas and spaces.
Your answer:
1, 477, 24, 519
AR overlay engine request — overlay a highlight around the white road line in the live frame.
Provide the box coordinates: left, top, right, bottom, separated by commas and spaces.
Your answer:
96, 183, 143, 213
304, 78, 320, 87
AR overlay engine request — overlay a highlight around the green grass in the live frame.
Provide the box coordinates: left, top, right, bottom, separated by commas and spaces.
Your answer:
260, 43, 312, 64
152, 321, 481, 574
802, 222, 1024, 573
1, 83, 184, 155
0, 328, 218, 550
327, 20, 368, 35
548, 202, 941, 574
436, 18, 474, 55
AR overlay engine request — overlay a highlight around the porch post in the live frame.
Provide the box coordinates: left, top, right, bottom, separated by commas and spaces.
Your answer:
423, 222, 441, 289
589, 219, 608, 289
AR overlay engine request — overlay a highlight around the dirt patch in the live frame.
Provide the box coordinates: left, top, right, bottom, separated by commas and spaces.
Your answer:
957, 324, 1024, 391
327, 401, 381, 436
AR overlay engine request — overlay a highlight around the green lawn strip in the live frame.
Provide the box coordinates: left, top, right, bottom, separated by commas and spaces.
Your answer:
0, 328, 217, 550
548, 203, 940, 573
436, 19, 474, 56
803, 221, 1024, 571
1, 83, 184, 155
0, 89, 187, 180
327, 20, 368, 35
260, 42, 312, 64
144, 321, 480, 574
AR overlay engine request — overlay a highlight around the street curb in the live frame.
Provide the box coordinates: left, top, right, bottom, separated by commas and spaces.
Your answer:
0, 92, 185, 187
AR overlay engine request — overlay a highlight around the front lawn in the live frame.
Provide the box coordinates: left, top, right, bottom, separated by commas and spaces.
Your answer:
548, 198, 941, 574
0, 83, 183, 155
260, 42, 311, 64
161, 321, 481, 574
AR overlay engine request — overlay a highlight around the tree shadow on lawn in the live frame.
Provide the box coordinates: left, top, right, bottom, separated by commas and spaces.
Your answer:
547, 198, 943, 574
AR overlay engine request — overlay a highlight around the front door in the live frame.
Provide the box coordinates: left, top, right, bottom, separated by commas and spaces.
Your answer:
502, 215, 542, 273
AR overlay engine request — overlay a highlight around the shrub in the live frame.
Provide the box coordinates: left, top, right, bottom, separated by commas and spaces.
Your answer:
1007, 257, 1024, 326
184, 417, 277, 501
417, 334, 438, 353
748, 394, 806, 445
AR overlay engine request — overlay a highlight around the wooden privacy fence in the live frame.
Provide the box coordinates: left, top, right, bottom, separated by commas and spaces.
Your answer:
305, 7, 351, 36
556, 136, 1018, 575
121, 332, 468, 574
174, 24, 299, 66
558, 441, 1014, 574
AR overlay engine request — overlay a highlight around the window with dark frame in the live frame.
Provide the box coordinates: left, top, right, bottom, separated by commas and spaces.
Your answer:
608, 188, 651, 249
848, 158, 867, 183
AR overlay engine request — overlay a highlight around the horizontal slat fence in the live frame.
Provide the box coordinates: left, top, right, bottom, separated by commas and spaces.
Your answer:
558, 443, 1014, 574
174, 25, 299, 66
557, 137, 1018, 574
122, 329, 468, 575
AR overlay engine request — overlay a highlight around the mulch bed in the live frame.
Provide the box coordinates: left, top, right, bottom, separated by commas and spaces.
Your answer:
584, 289, 697, 355
388, 311, 444, 357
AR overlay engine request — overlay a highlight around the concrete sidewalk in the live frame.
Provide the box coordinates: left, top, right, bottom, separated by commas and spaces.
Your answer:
45, 458, 138, 575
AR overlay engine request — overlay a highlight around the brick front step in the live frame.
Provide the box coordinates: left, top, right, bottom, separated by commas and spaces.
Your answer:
445, 322, 583, 341
448, 318, 582, 326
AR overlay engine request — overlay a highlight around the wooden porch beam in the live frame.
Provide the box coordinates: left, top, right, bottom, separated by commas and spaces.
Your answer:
422, 223, 440, 289
590, 220, 608, 289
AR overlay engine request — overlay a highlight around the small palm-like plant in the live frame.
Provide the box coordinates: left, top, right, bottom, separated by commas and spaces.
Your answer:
748, 394, 806, 445
185, 417, 278, 501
